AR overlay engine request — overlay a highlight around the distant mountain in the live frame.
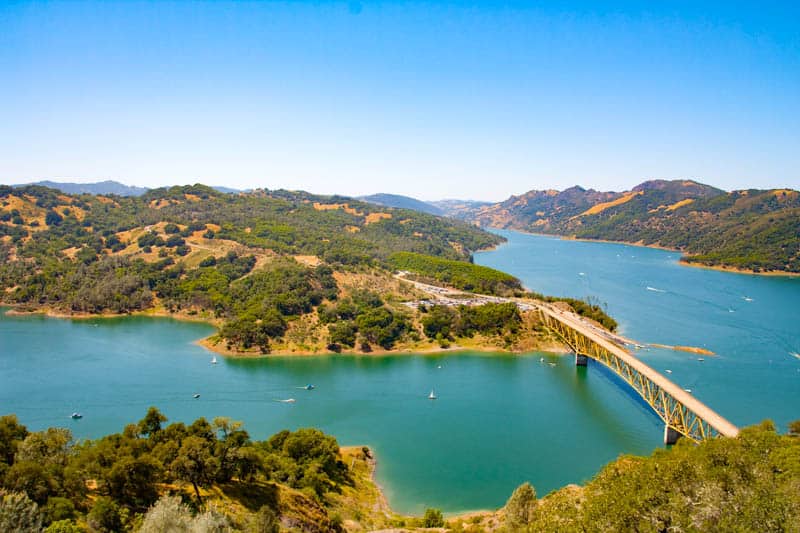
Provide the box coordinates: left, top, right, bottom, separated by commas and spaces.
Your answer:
459, 179, 800, 274
210, 185, 244, 194
431, 199, 493, 219
359, 193, 444, 216
16, 180, 149, 197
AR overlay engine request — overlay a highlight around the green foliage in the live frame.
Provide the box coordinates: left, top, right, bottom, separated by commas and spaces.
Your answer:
422, 507, 445, 527
0, 491, 42, 533
504, 482, 536, 530
389, 252, 522, 295
87, 496, 121, 532
465, 180, 800, 273
1, 410, 357, 530
523, 420, 800, 532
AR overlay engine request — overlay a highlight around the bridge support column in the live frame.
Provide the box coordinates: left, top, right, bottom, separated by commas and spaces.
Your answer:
575, 353, 588, 366
664, 425, 681, 445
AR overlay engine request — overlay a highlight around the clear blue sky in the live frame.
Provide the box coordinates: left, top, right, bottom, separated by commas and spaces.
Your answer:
1, 1, 798, 200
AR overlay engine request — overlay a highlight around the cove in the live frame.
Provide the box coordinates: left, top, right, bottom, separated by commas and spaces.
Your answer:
1, 309, 663, 515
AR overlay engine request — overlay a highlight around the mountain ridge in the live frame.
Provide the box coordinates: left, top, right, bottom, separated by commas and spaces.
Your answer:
443, 179, 800, 274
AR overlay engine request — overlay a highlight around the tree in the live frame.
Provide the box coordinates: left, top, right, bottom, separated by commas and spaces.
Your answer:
421, 305, 456, 340
0, 491, 42, 533
0, 414, 28, 464
422, 507, 444, 527
137, 407, 167, 438
45, 210, 63, 226
105, 454, 161, 509
87, 497, 121, 533
171, 436, 218, 502
789, 419, 800, 436
505, 482, 537, 530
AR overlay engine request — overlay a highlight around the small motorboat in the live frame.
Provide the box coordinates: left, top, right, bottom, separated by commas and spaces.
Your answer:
697, 358, 704, 362
540, 357, 545, 363
428, 390, 437, 400
193, 394, 201, 399
684, 388, 692, 394
276, 398, 296, 403
665, 369, 672, 374
211, 356, 218, 365
71, 412, 82, 419
305, 384, 315, 390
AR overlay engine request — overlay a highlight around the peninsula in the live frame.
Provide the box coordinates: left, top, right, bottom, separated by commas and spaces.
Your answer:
0, 184, 615, 357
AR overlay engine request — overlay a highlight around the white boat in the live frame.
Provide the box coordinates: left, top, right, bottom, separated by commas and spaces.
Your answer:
71, 412, 82, 419
790, 352, 800, 360
540, 357, 545, 363
276, 398, 296, 403
428, 390, 437, 400
684, 388, 692, 393
305, 384, 315, 390
665, 369, 672, 374
697, 358, 704, 362
193, 394, 200, 399
211, 356, 217, 364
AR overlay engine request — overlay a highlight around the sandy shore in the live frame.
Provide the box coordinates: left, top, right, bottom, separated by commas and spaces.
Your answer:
198, 334, 570, 359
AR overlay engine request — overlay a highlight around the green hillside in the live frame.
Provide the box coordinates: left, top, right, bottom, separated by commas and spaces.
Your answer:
455, 180, 800, 273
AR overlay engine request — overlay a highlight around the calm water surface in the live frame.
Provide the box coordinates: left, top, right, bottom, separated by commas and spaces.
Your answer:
2, 231, 799, 514
476, 230, 800, 430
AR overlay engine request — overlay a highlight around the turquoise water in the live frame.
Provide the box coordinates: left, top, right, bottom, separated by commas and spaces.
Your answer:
476, 230, 800, 430
2, 231, 799, 514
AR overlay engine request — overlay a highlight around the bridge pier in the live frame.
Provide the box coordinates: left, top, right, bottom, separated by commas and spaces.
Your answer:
663, 425, 681, 445
575, 353, 588, 366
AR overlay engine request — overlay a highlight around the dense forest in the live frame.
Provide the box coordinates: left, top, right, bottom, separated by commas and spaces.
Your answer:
444, 179, 800, 273
2, 413, 798, 532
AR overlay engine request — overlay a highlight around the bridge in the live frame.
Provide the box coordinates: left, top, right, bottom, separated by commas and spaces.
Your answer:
534, 302, 740, 444
395, 273, 740, 444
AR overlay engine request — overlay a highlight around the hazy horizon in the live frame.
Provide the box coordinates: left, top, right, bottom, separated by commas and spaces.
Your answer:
2, 1, 798, 201
6, 175, 794, 203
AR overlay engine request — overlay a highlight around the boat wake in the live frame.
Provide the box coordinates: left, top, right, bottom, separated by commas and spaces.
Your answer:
646, 286, 667, 293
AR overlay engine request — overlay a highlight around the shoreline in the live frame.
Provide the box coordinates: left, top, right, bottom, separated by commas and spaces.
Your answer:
484, 228, 800, 277
2, 302, 570, 359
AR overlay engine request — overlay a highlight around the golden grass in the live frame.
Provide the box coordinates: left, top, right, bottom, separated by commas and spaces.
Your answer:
577, 191, 642, 217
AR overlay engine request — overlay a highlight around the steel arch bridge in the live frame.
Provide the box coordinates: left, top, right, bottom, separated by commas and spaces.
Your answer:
536, 305, 739, 444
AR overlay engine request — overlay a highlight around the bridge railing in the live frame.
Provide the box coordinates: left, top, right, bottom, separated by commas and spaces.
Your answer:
537, 307, 739, 443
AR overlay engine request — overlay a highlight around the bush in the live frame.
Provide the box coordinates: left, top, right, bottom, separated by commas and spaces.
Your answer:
87, 497, 121, 532
422, 507, 444, 527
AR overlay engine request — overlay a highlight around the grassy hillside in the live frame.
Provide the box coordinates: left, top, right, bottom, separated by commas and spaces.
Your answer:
2, 184, 577, 355
452, 180, 800, 273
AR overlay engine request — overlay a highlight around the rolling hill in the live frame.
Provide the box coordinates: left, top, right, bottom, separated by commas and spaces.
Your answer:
449, 179, 800, 274
358, 193, 444, 216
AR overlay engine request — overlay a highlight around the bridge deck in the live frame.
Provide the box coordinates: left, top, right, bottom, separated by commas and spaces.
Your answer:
537, 303, 739, 438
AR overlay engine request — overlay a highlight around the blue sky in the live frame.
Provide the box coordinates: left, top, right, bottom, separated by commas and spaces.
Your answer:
1, 1, 798, 200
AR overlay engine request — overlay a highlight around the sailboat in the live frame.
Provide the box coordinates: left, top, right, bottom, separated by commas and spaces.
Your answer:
428, 390, 437, 400
211, 356, 218, 364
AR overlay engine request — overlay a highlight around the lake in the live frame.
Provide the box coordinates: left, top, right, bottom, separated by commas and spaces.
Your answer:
2, 230, 799, 514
